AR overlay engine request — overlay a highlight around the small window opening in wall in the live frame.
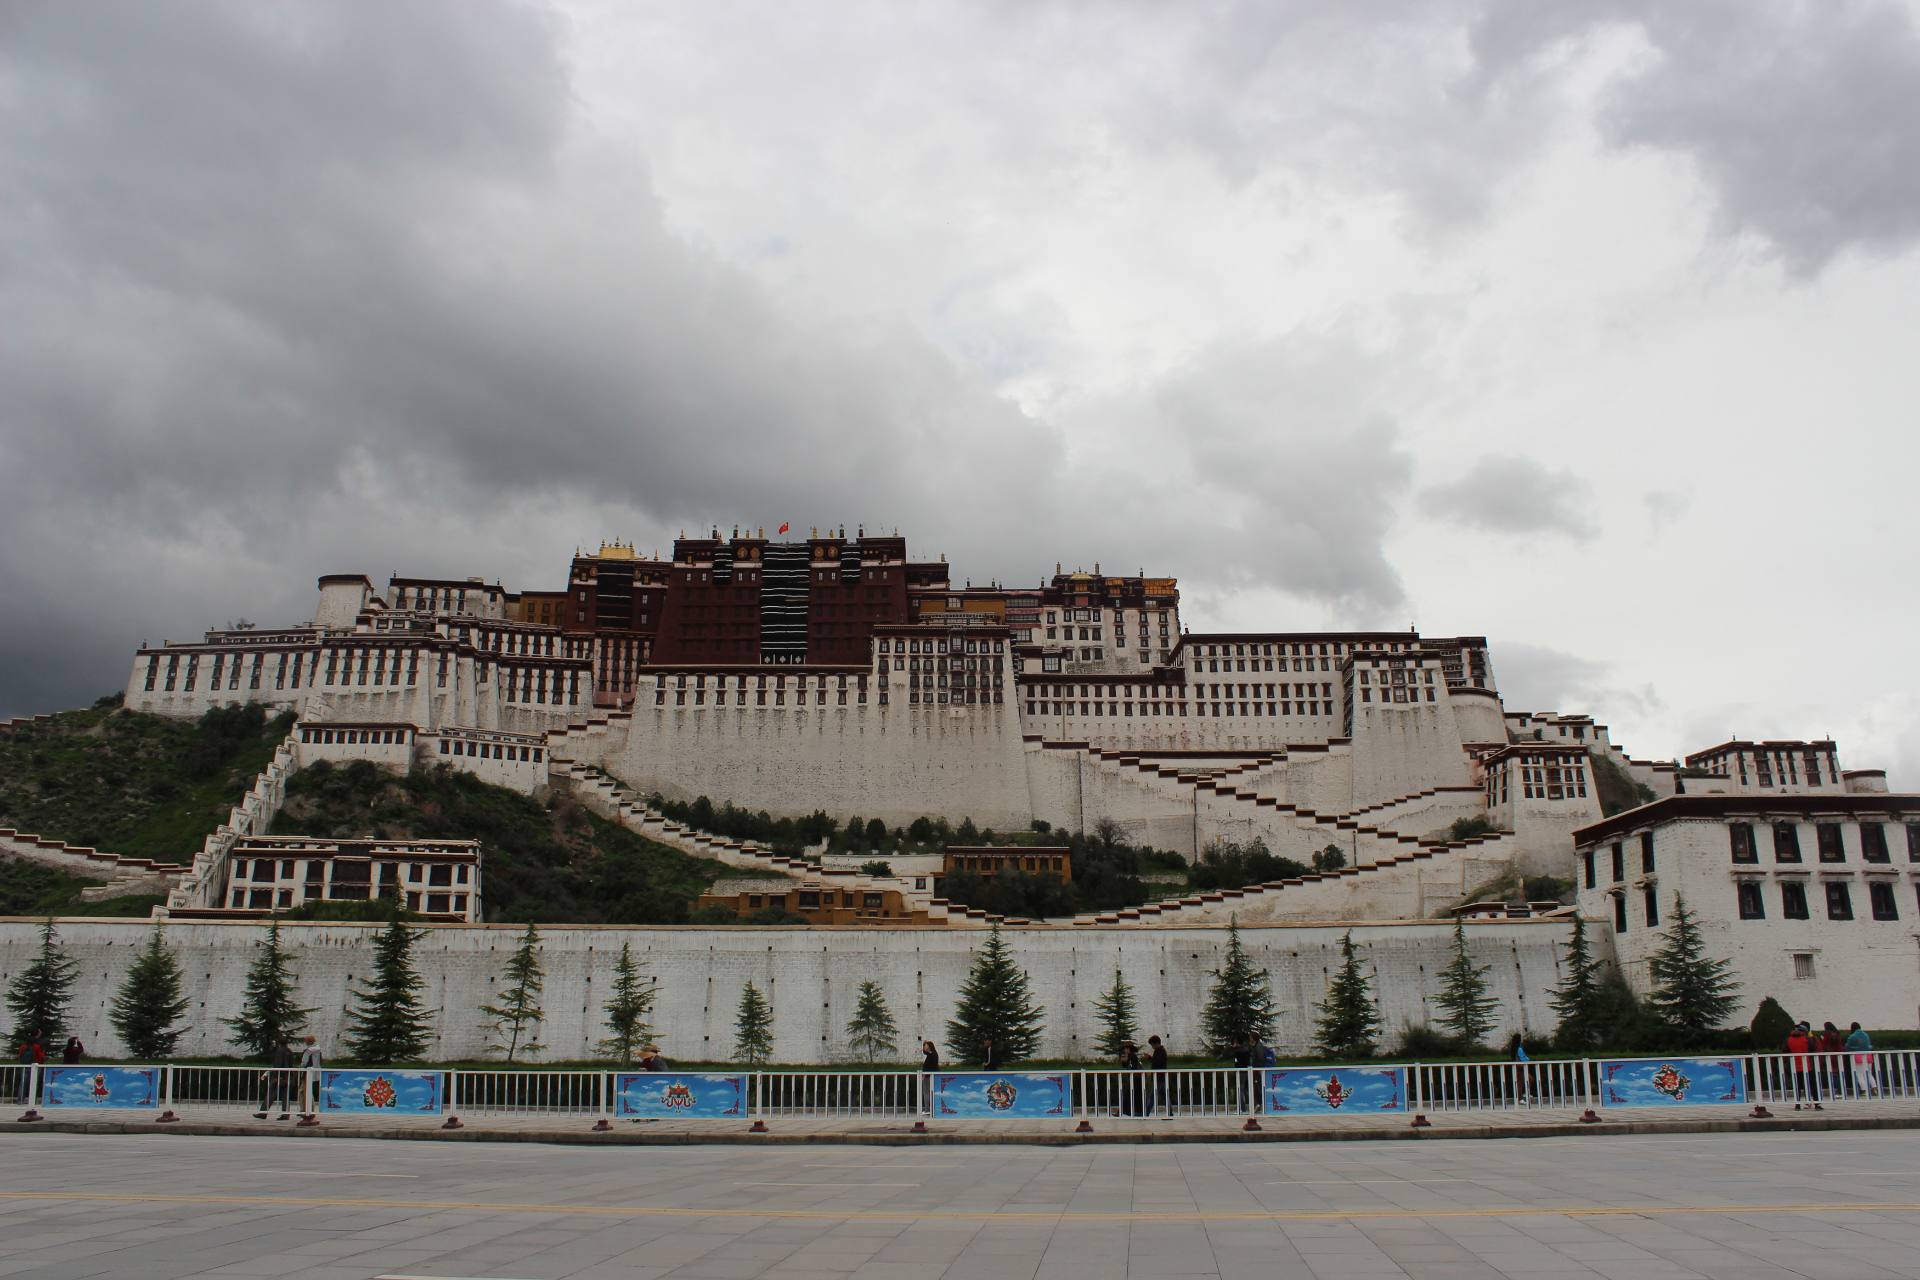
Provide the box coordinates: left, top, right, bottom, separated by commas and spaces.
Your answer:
1792, 953, 1816, 980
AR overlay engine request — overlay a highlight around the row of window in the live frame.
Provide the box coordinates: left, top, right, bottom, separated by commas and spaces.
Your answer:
300, 727, 408, 746
1733, 878, 1907, 922
1201, 658, 1332, 673
1025, 699, 1335, 719
877, 637, 1005, 655
229, 887, 470, 914
437, 738, 543, 763
1729, 821, 1917, 865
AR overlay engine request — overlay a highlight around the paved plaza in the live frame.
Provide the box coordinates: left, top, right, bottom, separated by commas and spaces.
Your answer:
0, 1129, 1917, 1279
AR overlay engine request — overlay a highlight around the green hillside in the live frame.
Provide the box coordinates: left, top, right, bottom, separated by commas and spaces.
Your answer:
269, 760, 722, 924
0, 699, 293, 858
0, 859, 166, 918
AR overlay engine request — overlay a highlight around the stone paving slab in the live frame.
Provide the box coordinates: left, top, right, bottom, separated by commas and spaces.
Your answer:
6, 1100, 1917, 1145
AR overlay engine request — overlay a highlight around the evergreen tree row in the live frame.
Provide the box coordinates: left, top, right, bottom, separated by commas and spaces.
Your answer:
5, 896, 1746, 1064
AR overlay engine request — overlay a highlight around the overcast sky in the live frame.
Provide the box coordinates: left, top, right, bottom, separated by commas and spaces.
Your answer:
3, 1, 1917, 784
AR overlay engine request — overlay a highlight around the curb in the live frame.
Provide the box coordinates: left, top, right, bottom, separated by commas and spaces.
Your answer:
3, 1113, 1917, 1147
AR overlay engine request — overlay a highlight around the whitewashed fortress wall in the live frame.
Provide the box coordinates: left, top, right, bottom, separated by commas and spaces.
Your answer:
0, 917, 1573, 1062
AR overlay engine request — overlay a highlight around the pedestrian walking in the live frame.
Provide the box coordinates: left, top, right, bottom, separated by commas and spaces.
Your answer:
1818, 1021, 1847, 1098
60, 1036, 84, 1065
979, 1036, 997, 1071
1230, 1036, 1252, 1113
1786, 1022, 1822, 1110
1846, 1022, 1878, 1096
919, 1040, 940, 1114
294, 1034, 323, 1116
1250, 1033, 1276, 1113
255, 1035, 298, 1120
1119, 1040, 1144, 1117
15, 1029, 44, 1104
1148, 1034, 1170, 1118
639, 1043, 667, 1071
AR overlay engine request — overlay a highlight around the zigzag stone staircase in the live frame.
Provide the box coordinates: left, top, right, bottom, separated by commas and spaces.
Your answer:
0, 829, 189, 901
546, 758, 1004, 928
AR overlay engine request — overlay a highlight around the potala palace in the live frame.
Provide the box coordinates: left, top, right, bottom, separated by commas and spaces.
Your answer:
4, 529, 1915, 1059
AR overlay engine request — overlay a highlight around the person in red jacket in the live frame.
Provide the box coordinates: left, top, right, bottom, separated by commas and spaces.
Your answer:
1818, 1022, 1847, 1099
1786, 1022, 1822, 1110
14, 1029, 45, 1104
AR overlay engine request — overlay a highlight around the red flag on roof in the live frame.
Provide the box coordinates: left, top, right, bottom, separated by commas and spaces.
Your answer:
777, 522, 790, 534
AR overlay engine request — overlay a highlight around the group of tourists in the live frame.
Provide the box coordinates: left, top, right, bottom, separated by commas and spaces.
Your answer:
1784, 1020, 1878, 1109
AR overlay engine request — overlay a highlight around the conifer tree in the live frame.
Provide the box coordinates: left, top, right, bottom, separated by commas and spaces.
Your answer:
343, 917, 436, 1062
598, 942, 657, 1064
1433, 918, 1500, 1048
6, 919, 77, 1045
478, 923, 546, 1062
733, 981, 774, 1064
1548, 913, 1607, 1051
945, 923, 1044, 1065
1646, 895, 1741, 1042
1313, 931, 1381, 1059
224, 920, 312, 1059
1201, 920, 1276, 1054
845, 980, 898, 1063
1092, 968, 1139, 1059
110, 925, 191, 1059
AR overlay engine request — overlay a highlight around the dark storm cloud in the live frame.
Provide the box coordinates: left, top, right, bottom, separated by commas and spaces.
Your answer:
1470, 0, 1920, 273
1418, 457, 1597, 540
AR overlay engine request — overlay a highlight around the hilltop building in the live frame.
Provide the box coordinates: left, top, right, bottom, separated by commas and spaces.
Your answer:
111, 530, 1918, 1031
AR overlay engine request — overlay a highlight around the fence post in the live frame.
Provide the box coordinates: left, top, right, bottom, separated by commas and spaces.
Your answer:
156, 1064, 180, 1123
748, 1072, 768, 1133
17, 1064, 41, 1122
442, 1070, 463, 1130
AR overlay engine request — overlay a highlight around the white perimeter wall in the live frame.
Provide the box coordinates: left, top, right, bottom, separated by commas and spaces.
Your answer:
0, 917, 1574, 1062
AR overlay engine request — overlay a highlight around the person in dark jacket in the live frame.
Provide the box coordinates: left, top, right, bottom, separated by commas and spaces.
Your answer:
1818, 1022, 1847, 1097
919, 1040, 940, 1114
1148, 1035, 1170, 1117
60, 1037, 84, 1065
979, 1036, 997, 1070
254, 1036, 298, 1120
1231, 1038, 1253, 1112
1119, 1041, 1144, 1117
639, 1044, 667, 1072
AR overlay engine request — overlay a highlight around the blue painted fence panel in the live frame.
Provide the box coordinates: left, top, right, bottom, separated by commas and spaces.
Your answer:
320, 1069, 444, 1114
930, 1072, 1071, 1118
41, 1066, 160, 1108
1262, 1066, 1405, 1114
614, 1072, 747, 1118
1598, 1057, 1746, 1106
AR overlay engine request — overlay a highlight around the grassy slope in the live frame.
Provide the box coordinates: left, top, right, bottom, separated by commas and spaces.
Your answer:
0, 701, 293, 859
0, 859, 165, 917
270, 760, 721, 924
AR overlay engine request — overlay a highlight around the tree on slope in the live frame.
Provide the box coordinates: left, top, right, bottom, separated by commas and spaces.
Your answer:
945, 923, 1044, 1065
846, 981, 899, 1063
224, 920, 312, 1059
1201, 920, 1276, 1054
1313, 931, 1381, 1059
734, 982, 774, 1065
478, 923, 546, 1062
110, 925, 191, 1059
6, 919, 77, 1045
344, 917, 437, 1062
1647, 896, 1740, 1043
1547, 913, 1607, 1052
1092, 968, 1140, 1060
1433, 918, 1499, 1048
598, 942, 658, 1064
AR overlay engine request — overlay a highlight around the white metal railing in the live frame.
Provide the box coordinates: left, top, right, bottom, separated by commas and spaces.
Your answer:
8, 1051, 1915, 1127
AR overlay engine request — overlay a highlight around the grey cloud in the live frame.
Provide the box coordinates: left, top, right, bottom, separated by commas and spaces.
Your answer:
1469, 0, 1920, 272
1418, 456, 1596, 539
1495, 641, 1662, 729
0, 0, 1425, 717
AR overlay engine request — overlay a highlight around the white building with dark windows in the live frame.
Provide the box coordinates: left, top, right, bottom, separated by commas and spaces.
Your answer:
192, 835, 483, 923
1573, 795, 1920, 1030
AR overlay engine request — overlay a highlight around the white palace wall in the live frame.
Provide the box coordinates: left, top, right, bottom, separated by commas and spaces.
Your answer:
0, 917, 1574, 1062
588, 703, 1035, 832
